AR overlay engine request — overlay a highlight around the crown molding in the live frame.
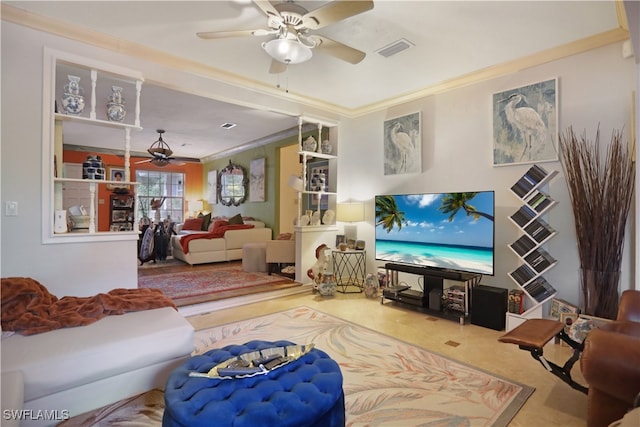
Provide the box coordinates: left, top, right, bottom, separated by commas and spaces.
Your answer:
2, 3, 630, 120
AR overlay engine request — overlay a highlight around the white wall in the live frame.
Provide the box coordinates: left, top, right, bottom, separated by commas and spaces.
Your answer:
338, 42, 636, 307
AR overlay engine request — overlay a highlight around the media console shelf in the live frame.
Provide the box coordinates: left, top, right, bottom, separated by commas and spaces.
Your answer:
380, 263, 481, 324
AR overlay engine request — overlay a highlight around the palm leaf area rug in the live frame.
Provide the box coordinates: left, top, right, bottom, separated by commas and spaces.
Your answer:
63, 306, 533, 427
138, 264, 299, 306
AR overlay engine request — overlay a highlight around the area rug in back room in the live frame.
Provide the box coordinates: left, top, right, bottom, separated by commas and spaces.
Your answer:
63, 306, 534, 427
138, 265, 299, 306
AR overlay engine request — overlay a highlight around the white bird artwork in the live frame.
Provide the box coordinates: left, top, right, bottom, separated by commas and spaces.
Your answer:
390, 122, 414, 172
502, 93, 548, 161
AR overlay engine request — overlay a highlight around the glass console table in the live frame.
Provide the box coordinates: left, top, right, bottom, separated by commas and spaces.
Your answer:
332, 249, 366, 293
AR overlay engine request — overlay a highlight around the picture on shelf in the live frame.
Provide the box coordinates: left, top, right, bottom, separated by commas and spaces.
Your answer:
111, 210, 129, 223
307, 159, 329, 210
335, 234, 345, 248
107, 166, 129, 190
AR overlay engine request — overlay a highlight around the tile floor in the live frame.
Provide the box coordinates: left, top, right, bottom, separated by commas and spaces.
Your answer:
187, 290, 588, 427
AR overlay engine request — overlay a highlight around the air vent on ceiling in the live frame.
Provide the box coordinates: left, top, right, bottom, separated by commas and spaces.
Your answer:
376, 38, 414, 58
220, 122, 237, 129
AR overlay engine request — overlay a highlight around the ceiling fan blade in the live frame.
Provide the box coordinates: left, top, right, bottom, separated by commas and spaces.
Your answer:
314, 36, 366, 64
172, 157, 201, 164
135, 158, 153, 164
253, 0, 282, 20
197, 29, 266, 40
269, 59, 287, 74
301, 0, 374, 30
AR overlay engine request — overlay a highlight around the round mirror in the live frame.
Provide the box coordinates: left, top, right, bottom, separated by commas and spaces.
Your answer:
218, 161, 247, 206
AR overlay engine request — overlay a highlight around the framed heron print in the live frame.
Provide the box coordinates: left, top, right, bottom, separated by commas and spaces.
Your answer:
383, 112, 421, 175
493, 78, 558, 166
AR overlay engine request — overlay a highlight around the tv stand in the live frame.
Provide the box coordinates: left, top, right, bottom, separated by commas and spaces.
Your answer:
381, 263, 481, 323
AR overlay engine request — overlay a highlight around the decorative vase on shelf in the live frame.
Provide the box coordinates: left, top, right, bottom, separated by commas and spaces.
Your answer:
61, 75, 85, 115
82, 155, 105, 180
321, 140, 332, 155
302, 136, 317, 152
107, 86, 126, 122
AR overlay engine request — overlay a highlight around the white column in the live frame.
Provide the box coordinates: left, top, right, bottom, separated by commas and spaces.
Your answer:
88, 182, 96, 233
90, 69, 97, 120
134, 80, 142, 127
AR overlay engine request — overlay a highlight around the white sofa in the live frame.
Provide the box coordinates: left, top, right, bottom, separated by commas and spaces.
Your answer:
1, 307, 194, 426
172, 220, 272, 265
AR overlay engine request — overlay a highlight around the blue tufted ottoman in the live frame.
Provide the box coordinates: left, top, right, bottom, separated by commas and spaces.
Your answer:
163, 340, 345, 427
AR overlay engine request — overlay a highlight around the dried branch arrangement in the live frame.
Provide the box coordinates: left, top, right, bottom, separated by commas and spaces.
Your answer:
559, 126, 635, 318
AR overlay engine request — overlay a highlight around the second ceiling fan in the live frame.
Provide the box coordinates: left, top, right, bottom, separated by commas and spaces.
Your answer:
197, 0, 374, 73
136, 130, 199, 167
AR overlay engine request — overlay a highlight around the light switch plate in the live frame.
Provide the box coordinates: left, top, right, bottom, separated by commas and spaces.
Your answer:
5, 201, 18, 216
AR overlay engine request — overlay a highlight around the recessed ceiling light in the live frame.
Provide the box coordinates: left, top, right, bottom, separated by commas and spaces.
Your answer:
220, 122, 237, 129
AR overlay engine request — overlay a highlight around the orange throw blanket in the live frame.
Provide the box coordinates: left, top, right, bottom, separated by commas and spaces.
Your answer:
179, 224, 254, 254
1, 277, 177, 336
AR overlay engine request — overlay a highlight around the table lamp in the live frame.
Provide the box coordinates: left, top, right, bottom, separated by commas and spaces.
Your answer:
336, 202, 364, 242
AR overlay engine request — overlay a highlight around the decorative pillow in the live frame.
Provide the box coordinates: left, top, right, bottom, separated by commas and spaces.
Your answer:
198, 212, 212, 231
228, 213, 244, 225
182, 218, 204, 231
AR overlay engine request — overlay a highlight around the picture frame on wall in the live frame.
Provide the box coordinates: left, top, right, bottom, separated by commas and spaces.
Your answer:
307, 159, 329, 210
383, 111, 421, 176
249, 158, 265, 202
492, 78, 558, 166
107, 166, 129, 190
207, 170, 217, 204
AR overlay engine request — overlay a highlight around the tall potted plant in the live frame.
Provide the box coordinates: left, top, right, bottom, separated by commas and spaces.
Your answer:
558, 126, 635, 319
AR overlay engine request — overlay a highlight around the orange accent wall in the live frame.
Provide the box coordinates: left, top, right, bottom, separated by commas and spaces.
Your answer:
63, 150, 203, 231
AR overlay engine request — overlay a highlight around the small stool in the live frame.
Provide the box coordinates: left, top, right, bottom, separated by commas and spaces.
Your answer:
242, 243, 267, 273
163, 340, 345, 427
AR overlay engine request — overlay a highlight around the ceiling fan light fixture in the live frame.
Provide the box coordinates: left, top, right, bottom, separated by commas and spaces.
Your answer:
262, 38, 312, 64
148, 129, 174, 158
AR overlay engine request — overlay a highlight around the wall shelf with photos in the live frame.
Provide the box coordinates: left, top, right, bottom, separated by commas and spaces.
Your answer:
43, 48, 143, 243
506, 164, 559, 331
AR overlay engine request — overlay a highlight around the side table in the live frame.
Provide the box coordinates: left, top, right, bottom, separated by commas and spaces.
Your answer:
332, 249, 366, 293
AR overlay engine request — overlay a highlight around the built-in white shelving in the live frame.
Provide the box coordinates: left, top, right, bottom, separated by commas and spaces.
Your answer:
43, 48, 143, 242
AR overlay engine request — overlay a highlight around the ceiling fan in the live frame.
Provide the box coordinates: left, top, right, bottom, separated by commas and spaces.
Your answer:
135, 130, 199, 167
197, 0, 374, 73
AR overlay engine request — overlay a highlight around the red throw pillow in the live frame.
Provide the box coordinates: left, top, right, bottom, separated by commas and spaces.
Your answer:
182, 218, 204, 231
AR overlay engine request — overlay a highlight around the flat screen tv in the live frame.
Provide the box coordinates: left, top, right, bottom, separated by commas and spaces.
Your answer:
375, 191, 495, 276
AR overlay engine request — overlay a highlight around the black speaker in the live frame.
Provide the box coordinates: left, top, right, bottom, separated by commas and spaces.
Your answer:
471, 285, 508, 331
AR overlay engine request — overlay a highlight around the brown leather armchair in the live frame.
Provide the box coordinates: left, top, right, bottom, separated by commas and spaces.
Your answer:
580, 290, 640, 427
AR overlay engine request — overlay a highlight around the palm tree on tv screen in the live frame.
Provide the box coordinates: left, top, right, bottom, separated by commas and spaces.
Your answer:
439, 192, 494, 222
376, 195, 406, 233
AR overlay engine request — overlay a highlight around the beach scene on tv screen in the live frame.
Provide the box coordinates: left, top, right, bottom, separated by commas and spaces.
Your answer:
375, 192, 495, 275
